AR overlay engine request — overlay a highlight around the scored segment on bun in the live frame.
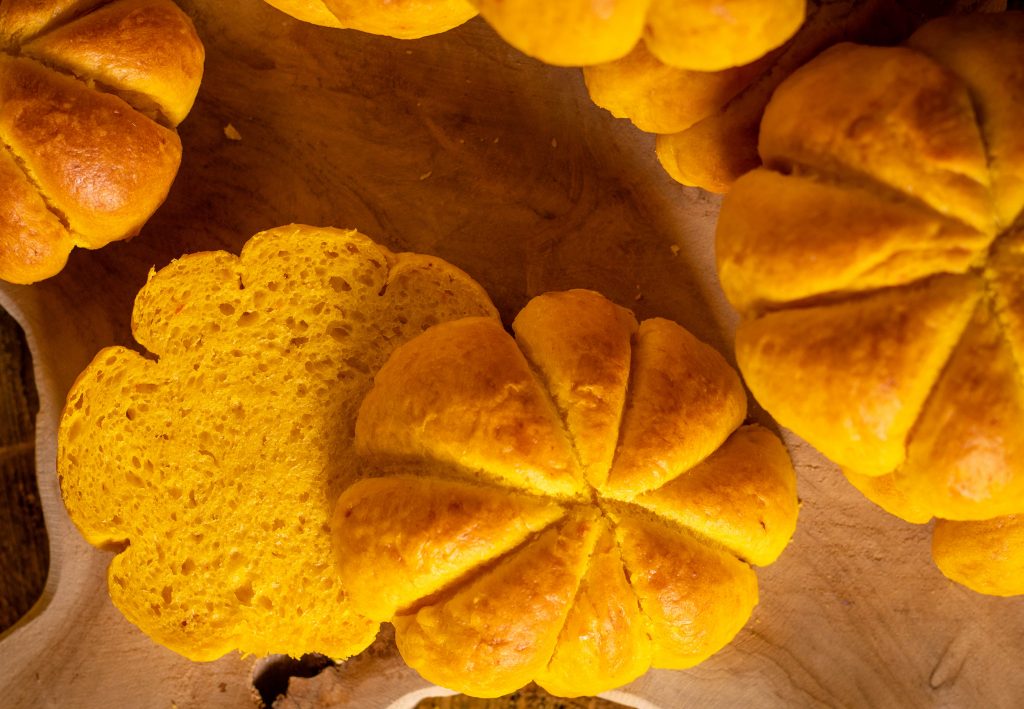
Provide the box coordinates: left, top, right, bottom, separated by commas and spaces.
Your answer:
57, 225, 498, 660
333, 289, 799, 698
0, 0, 204, 284
716, 12, 1024, 595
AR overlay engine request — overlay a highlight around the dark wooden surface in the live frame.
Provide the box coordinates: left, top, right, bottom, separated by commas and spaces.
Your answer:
0, 307, 45, 634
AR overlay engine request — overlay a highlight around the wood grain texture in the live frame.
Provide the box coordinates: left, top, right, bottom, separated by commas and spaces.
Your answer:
0, 1, 1022, 707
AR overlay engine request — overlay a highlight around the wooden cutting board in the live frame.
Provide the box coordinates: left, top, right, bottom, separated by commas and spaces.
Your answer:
1, 1, 1023, 706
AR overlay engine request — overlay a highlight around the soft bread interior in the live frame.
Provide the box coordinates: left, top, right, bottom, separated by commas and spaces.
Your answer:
58, 225, 497, 661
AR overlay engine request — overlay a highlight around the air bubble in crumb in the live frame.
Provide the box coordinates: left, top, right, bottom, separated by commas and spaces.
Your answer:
224, 124, 242, 141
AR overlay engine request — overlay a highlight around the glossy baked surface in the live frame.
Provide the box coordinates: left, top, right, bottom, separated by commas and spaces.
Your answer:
336, 290, 798, 697
717, 12, 1024, 595
0, 0, 203, 284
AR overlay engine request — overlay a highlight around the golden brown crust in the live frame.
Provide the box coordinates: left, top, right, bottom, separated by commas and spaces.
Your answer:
634, 425, 798, 566
339, 289, 798, 693
356, 317, 587, 499
651, 0, 916, 192
333, 476, 565, 621
842, 468, 933, 525
470, 0, 648, 67
907, 12, 1024, 230
0, 0, 101, 46
718, 14, 1024, 594
614, 514, 758, 670
651, 1, 826, 193
393, 510, 602, 699
0, 55, 182, 248
512, 289, 637, 489
897, 302, 1024, 520
649, 1, 1011, 193
584, 41, 775, 136
322, 0, 476, 39
22, 0, 205, 126
0, 0, 201, 282
0, 143, 73, 283
654, 107, 762, 194
736, 275, 982, 477
535, 522, 651, 698
467, 0, 801, 69
760, 42, 995, 234
988, 228, 1024, 370
604, 317, 746, 499
642, 0, 803, 72
262, 0, 344, 27
718, 169, 991, 316
932, 515, 1024, 596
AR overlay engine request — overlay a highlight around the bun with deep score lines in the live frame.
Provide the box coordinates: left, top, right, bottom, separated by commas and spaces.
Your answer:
716, 12, 1024, 596
333, 289, 799, 698
0, 0, 204, 284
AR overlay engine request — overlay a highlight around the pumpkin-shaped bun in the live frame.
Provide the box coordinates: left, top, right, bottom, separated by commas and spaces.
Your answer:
716, 13, 1024, 594
333, 289, 799, 698
469, 0, 804, 69
57, 225, 497, 660
263, 0, 476, 38
262, 0, 803, 70
0, 0, 204, 284
587, 1, 1006, 193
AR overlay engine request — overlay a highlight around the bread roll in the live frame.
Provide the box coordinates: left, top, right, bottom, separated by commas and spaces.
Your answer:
717, 12, 1024, 595
584, 0, 1006, 193
263, 0, 476, 38
471, 0, 803, 70
262, 0, 804, 70
0, 0, 203, 284
334, 289, 798, 697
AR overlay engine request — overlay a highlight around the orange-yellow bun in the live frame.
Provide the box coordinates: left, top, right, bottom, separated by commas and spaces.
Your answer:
933, 516, 1024, 597
265, 0, 476, 39
585, 42, 775, 136
334, 289, 799, 697
471, 0, 803, 70
0, 0, 203, 284
717, 12, 1024, 595
645, 1, 1003, 193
